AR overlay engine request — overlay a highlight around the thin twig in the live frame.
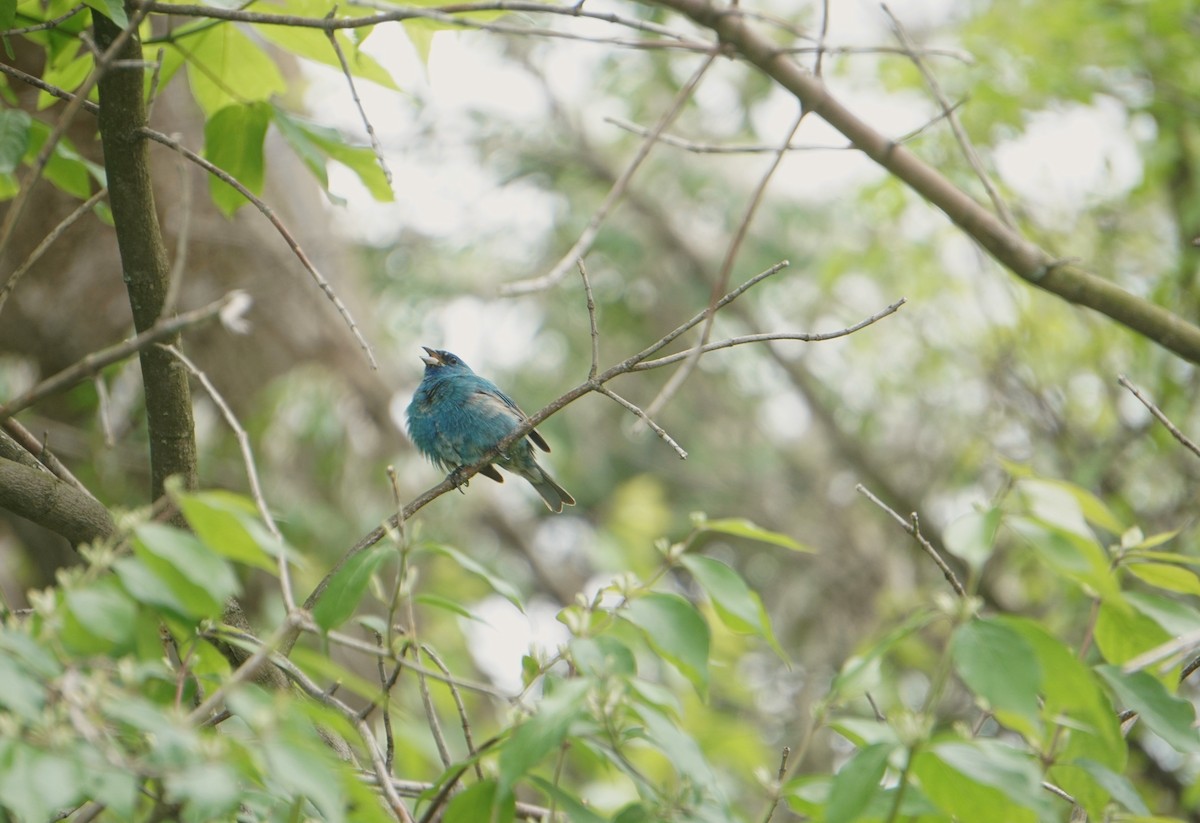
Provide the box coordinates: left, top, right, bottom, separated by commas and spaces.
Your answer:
421, 645, 485, 780
0, 188, 108, 317
579, 259, 600, 380
856, 484, 966, 597
761, 746, 791, 823
2, 3, 87, 34
407, 600, 453, 769
605, 97, 966, 155
138, 127, 378, 368
267, 651, 416, 822
143, 0, 712, 52
630, 299, 907, 369
160, 343, 294, 610
163, 142, 193, 317
881, 4, 1015, 228
0, 419, 95, 498
0, 293, 245, 421
598, 386, 687, 459
324, 16, 393, 185
641, 107, 805, 421
1118, 374, 1200, 460
187, 616, 300, 724
501, 49, 721, 295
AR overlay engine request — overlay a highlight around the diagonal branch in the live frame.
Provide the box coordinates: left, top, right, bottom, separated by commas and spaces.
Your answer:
0, 293, 245, 422
641, 0, 1200, 366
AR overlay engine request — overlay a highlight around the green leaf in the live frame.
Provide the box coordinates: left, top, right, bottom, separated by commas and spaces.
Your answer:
185, 26, 286, 115
175, 488, 284, 573
1094, 599, 1170, 666
26, 123, 99, 198
204, 102, 271, 216
1073, 758, 1150, 816
0, 744, 84, 822
913, 742, 1044, 823
1016, 477, 1125, 536
264, 736, 346, 823
132, 523, 239, 619
1003, 617, 1125, 770
415, 593, 483, 622
417, 542, 524, 611
826, 742, 894, 823
694, 515, 813, 552
680, 554, 788, 661
1097, 665, 1200, 754
1008, 515, 1122, 602
930, 740, 1046, 809
271, 108, 392, 202
443, 779, 515, 823
0, 655, 44, 718
1125, 590, 1200, 637
83, 0, 126, 27
1127, 561, 1200, 595
312, 542, 392, 631
498, 678, 589, 794
634, 702, 723, 795
0, 0, 15, 28
827, 609, 938, 705
165, 763, 244, 821
623, 592, 710, 698
0, 109, 30, 173
950, 619, 1042, 741
943, 507, 1001, 573
255, 0, 399, 91
528, 776, 608, 823
571, 636, 636, 678
64, 579, 137, 649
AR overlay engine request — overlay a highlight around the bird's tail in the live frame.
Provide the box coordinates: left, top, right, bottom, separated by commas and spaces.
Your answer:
524, 465, 576, 513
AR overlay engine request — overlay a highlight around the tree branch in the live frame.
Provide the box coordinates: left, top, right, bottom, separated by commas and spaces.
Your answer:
641, 0, 1200, 365
0, 457, 115, 546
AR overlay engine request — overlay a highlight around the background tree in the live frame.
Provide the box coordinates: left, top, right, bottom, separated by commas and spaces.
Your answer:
2, 0, 1200, 820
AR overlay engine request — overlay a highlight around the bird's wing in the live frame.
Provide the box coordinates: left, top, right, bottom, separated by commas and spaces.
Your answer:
470, 386, 552, 453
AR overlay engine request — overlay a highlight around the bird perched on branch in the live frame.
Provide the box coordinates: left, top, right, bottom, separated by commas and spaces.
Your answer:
406, 347, 576, 512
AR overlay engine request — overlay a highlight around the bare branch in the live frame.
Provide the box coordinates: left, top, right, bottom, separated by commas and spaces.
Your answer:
881, 3, 1015, 228
501, 49, 721, 295
325, 19, 393, 185
0, 188, 108, 318
856, 484, 966, 597
1118, 374, 1200, 460
138, 127, 378, 368
642, 0, 1200, 365
160, 343, 294, 610
0, 293, 246, 422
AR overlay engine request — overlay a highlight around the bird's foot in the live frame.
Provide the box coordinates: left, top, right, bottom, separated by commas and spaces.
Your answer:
447, 467, 470, 494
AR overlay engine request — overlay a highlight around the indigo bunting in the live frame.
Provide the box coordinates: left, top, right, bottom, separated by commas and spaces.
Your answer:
406, 347, 576, 512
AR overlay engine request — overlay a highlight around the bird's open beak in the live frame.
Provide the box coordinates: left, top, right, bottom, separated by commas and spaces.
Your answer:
420, 346, 442, 367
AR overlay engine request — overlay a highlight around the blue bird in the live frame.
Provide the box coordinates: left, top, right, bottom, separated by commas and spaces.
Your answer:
406, 347, 576, 512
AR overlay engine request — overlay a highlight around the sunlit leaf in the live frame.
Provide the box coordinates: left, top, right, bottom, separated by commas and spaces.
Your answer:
1097, 665, 1200, 754
204, 102, 271, 216
951, 618, 1042, 741
680, 554, 788, 662
623, 592, 710, 698
826, 742, 894, 823
498, 678, 589, 795
0, 109, 30, 173
311, 542, 393, 631
185, 26, 286, 115
694, 514, 813, 552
